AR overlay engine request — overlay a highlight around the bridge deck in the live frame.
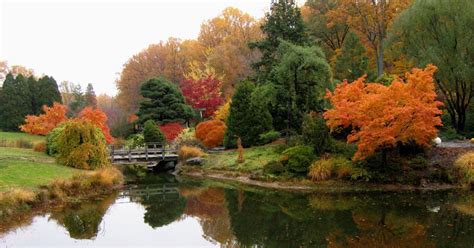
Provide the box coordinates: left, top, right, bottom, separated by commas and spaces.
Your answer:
109, 143, 179, 166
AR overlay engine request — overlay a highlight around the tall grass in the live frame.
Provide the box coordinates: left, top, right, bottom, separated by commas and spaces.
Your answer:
454, 152, 474, 188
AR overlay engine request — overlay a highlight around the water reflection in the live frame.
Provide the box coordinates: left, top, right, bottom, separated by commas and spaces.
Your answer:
1, 175, 474, 247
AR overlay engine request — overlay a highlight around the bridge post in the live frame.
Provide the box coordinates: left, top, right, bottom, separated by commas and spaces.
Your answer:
128, 146, 131, 162
145, 145, 148, 161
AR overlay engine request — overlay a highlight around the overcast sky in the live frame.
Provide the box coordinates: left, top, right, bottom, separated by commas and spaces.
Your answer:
1, 0, 301, 96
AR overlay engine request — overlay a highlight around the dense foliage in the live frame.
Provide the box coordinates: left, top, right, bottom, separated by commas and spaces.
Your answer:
324, 65, 443, 160
143, 120, 166, 144
0, 73, 61, 131
56, 120, 109, 170
195, 120, 226, 148
224, 82, 272, 148
333, 32, 369, 82
390, 0, 474, 132
20, 103, 68, 135
137, 77, 194, 124
301, 112, 331, 156
180, 75, 224, 118
78, 107, 114, 144
281, 145, 315, 174
159, 122, 184, 142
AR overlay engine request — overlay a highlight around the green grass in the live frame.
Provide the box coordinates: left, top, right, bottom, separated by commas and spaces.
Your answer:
0, 131, 45, 148
204, 144, 282, 172
0, 147, 78, 192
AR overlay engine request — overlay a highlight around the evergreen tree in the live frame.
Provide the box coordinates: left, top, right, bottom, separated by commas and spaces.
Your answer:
137, 77, 194, 124
334, 32, 369, 82
69, 84, 87, 116
249, 0, 308, 83
0, 74, 33, 131
36, 75, 62, 111
85, 83, 97, 108
143, 119, 165, 143
271, 41, 332, 132
224, 81, 273, 148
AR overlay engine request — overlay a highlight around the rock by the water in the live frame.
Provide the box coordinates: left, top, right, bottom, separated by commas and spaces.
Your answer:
186, 157, 204, 165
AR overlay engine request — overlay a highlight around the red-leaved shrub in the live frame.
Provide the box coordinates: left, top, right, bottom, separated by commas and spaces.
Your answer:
160, 122, 184, 142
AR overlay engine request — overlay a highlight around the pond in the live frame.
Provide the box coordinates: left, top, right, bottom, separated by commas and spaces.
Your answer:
1, 175, 474, 247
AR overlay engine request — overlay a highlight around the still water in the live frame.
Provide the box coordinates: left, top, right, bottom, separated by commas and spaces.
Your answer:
1, 175, 474, 247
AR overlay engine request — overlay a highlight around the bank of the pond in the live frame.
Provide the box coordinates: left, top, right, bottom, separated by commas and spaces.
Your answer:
0, 167, 124, 225
180, 143, 472, 193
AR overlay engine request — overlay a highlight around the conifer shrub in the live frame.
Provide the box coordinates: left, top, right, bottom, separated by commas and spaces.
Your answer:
56, 120, 110, 170
281, 145, 315, 174
195, 120, 226, 148
143, 120, 165, 144
302, 112, 331, 155
259, 130, 280, 145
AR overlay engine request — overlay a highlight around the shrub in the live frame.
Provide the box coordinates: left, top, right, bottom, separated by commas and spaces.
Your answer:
20, 102, 68, 136
259, 130, 280, 145
263, 160, 285, 175
178, 146, 207, 161
159, 122, 184, 142
196, 120, 226, 148
454, 152, 474, 187
78, 107, 114, 144
302, 112, 331, 155
350, 167, 371, 182
308, 159, 333, 181
143, 120, 165, 144
126, 133, 145, 148
46, 124, 65, 156
56, 120, 110, 170
332, 157, 353, 179
330, 139, 357, 159
33, 141, 47, 153
281, 145, 315, 174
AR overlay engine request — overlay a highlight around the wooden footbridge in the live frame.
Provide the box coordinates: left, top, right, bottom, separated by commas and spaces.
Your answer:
109, 143, 179, 171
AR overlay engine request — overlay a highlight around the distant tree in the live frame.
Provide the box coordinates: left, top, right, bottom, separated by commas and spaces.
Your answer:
324, 65, 442, 161
180, 75, 224, 118
224, 82, 272, 148
137, 77, 194, 124
143, 119, 165, 144
0, 74, 32, 131
20, 102, 68, 135
69, 84, 87, 116
271, 41, 332, 131
389, 0, 474, 132
78, 107, 114, 144
249, 0, 308, 83
333, 32, 369, 82
85, 83, 97, 108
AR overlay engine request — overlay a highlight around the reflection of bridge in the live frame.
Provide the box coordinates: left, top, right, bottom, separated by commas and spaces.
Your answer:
118, 184, 180, 202
109, 143, 178, 171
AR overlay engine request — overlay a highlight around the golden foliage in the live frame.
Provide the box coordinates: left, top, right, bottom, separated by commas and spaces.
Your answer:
179, 146, 207, 161
213, 99, 231, 121
453, 152, 474, 187
308, 159, 333, 181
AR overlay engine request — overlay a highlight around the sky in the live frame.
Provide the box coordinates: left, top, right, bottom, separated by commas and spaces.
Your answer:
1, 0, 301, 96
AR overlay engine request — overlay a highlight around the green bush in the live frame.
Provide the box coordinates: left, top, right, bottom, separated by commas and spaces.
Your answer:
350, 167, 371, 182
439, 126, 462, 141
46, 124, 65, 156
259, 130, 280, 145
331, 157, 353, 179
330, 139, 357, 159
281, 145, 315, 174
56, 121, 110, 170
302, 112, 331, 155
126, 133, 145, 148
263, 160, 285, 175
143, 120, 165, 144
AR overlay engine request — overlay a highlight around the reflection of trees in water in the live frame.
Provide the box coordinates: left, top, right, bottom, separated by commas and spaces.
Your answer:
49, 192, 118, 240
142, 193, 187, 228
183, 187, 236, 247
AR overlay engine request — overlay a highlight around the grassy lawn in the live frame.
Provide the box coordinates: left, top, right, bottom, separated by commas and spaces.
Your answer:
0, 131, 45, 148
203, 144, 282, 172
0, 147, 78, 192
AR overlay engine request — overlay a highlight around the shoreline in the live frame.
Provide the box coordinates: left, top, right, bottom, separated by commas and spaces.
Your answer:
181, 168, 463, 193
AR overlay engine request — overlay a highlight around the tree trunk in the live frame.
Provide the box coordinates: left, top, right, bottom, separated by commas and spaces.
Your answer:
376, 39, 384, 77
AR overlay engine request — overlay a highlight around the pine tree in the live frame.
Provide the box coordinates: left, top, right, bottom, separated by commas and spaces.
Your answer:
143, 119, 165, 144
334, 32, 369, 82
0, 74, 33, 131
36, 76, 62, 109
224, 81, 273, 148
85, 83, 97, 108
249, 0, 308, 83
137, 77, 194, 124
69, 84, 87, 116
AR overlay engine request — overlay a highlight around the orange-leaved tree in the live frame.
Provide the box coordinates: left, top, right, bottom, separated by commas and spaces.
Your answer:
20, 102, 68, 135
324, 65, 442, 160
195, 120, 226, 148
78, 107, 114, 144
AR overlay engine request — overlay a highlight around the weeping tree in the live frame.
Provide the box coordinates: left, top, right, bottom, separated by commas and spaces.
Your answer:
271, 40, 333, 132
389, 0, 474, 132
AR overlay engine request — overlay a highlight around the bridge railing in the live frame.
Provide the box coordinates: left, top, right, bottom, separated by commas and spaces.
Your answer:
109, 142, 177, 163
